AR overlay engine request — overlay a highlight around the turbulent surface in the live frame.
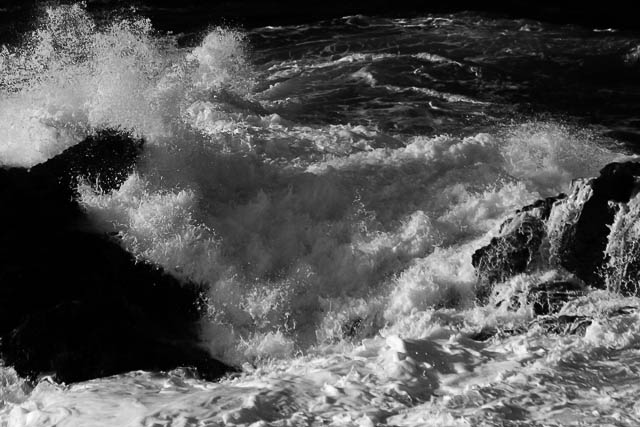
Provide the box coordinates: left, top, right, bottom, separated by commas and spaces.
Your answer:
2, 4, 640, 426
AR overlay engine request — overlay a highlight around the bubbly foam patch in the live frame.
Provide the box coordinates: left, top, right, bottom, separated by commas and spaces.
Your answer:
0, 4, 253, 166
7, 291, 640, 427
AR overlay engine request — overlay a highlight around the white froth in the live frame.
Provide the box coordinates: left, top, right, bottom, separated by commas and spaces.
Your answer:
0, 4, 254, 167
6, 294, 640, 427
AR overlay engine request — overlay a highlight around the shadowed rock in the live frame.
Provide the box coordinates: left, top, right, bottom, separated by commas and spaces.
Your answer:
557, 162, 640, 287
0, 131, 232, 383
526, 280, 586, 316
472, 194, 565, 302
473, 161, 640, 304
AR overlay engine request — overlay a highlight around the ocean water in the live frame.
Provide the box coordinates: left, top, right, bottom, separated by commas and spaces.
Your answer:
2, 3, 640, 426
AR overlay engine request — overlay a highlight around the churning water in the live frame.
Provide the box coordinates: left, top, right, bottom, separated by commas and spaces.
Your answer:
3, 4, 640, 426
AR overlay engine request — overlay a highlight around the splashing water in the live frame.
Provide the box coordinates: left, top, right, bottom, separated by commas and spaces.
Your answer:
0, 4, 254, 166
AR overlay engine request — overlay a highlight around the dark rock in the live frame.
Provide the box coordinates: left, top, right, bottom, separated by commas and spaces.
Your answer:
470, 161, 640, 342
341, 317, 364, 339
6, 300, 225, 383
517, 194, 567, 218
472, 215, 545, 300
340, 313, 383, 342
473, 161, 640, 303
0, 132, 232, 383
472, 194, 565, 302
558, 162, 640, 287
468, 327, 501, 342
526, 280, 586, 316
33, 129, 144, 195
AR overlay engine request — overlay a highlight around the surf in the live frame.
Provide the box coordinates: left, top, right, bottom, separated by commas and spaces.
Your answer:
3, 4, 640, 426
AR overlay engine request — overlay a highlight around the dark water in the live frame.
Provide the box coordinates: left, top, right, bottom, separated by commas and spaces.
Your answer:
249, 14, 640, 142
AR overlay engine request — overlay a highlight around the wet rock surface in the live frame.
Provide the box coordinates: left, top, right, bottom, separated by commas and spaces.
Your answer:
0, 132, 232, 383
526, 280, 587, 316
472, 161, 640, 335
558, 162, 640, 287
472, 194, 565, 302
473, 162, 640, 294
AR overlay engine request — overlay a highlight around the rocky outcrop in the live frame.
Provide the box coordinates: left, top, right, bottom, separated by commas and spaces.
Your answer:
472, 194, 565, 302
557, 162, 640, 287
526, 280, 587, 316
472, 161, 640, 302
0, 132, 232, 383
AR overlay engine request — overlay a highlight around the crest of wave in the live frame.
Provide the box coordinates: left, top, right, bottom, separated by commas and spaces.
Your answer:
0, 3, 253, 167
